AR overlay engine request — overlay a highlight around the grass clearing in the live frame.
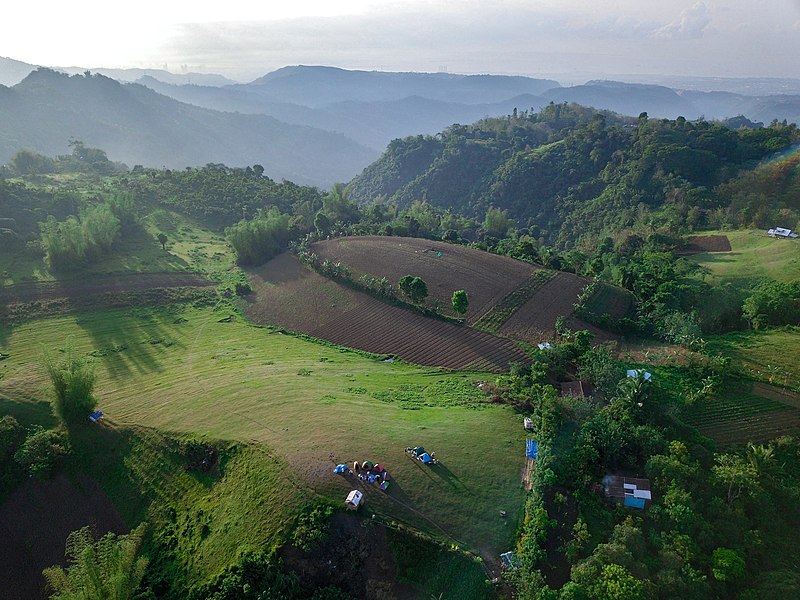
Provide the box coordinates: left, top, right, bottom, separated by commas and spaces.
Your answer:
688, 229, 800, 286
706, 326, 800, 392
0, 305, 527, 558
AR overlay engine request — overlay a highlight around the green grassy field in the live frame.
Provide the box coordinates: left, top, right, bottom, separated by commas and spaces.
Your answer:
0, 305, 528, 562
0, 210, 231, 286
688, 230, 800, 285
706, 326, 800, 392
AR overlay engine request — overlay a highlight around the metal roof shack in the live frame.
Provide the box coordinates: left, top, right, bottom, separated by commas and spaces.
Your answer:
767, 227, 799, 238
602, 474, 652, 510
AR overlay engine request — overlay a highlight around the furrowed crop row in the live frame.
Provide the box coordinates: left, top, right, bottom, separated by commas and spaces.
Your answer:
311, 301, 527, 372
474, 270, 556, 333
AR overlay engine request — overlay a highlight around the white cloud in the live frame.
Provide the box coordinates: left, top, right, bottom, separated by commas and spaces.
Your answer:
655, 2, 712, 40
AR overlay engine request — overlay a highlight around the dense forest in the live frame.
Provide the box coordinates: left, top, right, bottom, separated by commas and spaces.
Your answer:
348, 103, 800, 247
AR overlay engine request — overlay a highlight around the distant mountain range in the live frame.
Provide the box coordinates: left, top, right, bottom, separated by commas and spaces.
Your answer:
0, 69, 374, 187
1, 60, 800, 189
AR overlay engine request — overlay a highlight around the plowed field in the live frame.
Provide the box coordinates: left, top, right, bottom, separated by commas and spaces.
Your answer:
312, 236, 536, 323
498, 272, 588, 343
246, 253, 528, 371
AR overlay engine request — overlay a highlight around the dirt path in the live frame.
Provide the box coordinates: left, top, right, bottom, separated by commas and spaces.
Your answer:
0, 272, 214, 304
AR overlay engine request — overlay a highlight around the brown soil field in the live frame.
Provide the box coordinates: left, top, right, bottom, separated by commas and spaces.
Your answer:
498, 272, 588, 343
677, 235, 732, 255
312, 236, 536, 323
246, 253, 528, 372
0, 473, 128, 600
0, 272, 213, 304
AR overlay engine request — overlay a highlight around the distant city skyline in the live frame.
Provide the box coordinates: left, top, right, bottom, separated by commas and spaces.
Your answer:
4, 1, 800, 82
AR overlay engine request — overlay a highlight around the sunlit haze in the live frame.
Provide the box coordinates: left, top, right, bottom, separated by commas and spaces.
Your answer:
3, 0, 800, 81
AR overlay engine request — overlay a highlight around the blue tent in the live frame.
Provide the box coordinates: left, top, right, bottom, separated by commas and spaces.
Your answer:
418, 452, 432, 464
526, 440, 539, 459
333, 464, 348, 474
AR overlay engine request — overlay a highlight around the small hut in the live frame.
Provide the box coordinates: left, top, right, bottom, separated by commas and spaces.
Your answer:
345, 490, 363, 510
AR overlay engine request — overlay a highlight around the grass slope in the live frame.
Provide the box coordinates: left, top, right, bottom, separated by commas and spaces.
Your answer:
0, 305, 527, 559
689, 229, 800, 285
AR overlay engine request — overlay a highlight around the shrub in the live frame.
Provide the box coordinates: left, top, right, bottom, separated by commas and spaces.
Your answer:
43, 338, 97, 424
14, 427, 70, 477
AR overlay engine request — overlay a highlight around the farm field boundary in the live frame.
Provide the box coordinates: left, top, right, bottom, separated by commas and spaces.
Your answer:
473, 270, 556, 333
246, 253, 528, 371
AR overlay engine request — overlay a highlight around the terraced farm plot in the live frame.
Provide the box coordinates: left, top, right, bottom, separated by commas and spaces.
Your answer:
498, 272, 589, 343
683, 384, 800, 446
312, 236, 536, 322
474, 270, 556, 333
246, 253, 528, 371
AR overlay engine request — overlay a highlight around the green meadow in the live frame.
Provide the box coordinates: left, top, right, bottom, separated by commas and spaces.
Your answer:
0, 304, 528, 562
689, 229, 800, 285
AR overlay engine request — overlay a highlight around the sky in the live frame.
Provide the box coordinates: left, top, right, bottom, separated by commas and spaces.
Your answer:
3, 0, 800, 82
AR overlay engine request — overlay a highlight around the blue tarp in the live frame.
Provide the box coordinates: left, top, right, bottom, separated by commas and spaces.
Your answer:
88, 410, 104, 422
526, 440, 539, 459
418, 452, 432, 464
624, 496, 646, 509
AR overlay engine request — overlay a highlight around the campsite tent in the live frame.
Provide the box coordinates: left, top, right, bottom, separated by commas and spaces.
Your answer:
345, 490, 363, 510
362, 460, 375, 470
418, 453, 433, 464
412, 446, 425, 456
333, 464, 348, 474
526, 440, 539, 459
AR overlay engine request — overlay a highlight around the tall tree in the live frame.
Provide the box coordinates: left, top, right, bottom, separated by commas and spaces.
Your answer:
451, 289, 469, 315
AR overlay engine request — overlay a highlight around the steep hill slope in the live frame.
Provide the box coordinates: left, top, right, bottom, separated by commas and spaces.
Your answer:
347, 104, 799, 245
0, 69, 375, 186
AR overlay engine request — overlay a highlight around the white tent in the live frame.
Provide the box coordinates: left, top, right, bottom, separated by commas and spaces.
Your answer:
626, 369, 652, 381
345, 490, 363, 510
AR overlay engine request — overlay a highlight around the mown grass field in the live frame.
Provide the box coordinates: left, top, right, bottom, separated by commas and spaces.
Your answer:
0, 305, 528, 562
688, 229, 800, 285
0, 210, 230, 286
706, 326, 800, 392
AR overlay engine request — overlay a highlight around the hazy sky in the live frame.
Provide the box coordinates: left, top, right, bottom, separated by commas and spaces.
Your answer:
3, 0, 800, 81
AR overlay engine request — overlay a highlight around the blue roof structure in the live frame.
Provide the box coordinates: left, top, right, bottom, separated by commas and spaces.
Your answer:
526, 440, 539, 459
623, 496, 646, 509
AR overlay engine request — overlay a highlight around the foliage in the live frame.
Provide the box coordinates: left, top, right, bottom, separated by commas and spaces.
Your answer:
451, 289, 469, 315
43, 523, 148, 600
13, 426, 70, 477
742, 280, 800, 329
42, 338, 97, 423
292, 502, 335, 551
398, 275, 428, 304
225, 208, 291, 266
711, 548, 745, 582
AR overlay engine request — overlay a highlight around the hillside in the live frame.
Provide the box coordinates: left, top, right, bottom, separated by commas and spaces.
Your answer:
347, 104, 800, 246
0, 69, 375, 187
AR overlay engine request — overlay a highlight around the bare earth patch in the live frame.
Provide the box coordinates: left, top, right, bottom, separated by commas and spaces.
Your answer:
312, 236, 536, 323
246, 253, 528, 371
677, 235, 732, 255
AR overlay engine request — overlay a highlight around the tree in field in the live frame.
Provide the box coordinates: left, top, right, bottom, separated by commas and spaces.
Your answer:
483, 206, 512, 238
43, 523, 148, 600
314, 211, 331, 236
451, 289, 469, 315
40, 216, 88, 271
398, 275, 428, 304
43, 338, 97, 424
225, 207, 291, 266
157, 232, 168, 250
81, 203, 121, 258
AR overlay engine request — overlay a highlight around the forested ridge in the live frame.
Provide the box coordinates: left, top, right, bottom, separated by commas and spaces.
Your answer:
348, 104, 799, 247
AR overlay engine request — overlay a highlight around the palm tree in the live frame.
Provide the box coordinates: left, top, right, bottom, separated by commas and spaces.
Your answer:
43, 524, 148, 600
